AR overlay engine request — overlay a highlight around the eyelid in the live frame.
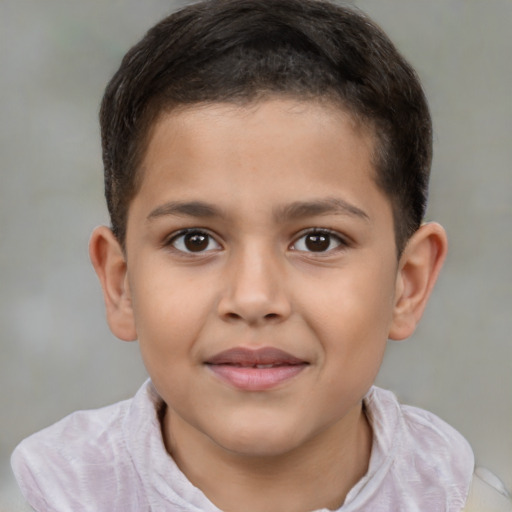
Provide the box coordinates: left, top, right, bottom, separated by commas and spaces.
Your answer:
289, 228, 349, 253
164, 228, 222, 254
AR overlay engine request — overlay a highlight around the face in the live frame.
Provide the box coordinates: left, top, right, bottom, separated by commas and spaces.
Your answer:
123, 99, 400, 458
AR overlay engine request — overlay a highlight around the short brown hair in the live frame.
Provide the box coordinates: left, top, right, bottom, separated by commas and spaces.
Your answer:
100, 0, 432, 253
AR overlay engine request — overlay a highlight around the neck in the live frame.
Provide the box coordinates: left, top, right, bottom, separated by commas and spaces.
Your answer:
163, 403, 372, 512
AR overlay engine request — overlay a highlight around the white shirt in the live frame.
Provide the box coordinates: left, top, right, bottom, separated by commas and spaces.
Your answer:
11, 380, 475, 511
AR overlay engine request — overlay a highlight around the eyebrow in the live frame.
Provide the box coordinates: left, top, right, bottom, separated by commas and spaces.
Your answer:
274, 198, 370, 223
147, 201, 222, 221
147, 197, 369, 223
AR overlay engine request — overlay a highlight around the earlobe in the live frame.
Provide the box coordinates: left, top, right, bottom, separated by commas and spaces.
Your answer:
89, 226, 137, 342
389, 222, 448, 341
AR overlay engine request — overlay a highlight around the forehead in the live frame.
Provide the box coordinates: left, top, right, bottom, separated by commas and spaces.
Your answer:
132, 98, 390, 226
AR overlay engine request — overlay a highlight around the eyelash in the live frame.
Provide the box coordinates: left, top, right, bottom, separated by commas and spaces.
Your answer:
164, 227, 349, 255
165, 228, 222, 254
290, 228, 349, 254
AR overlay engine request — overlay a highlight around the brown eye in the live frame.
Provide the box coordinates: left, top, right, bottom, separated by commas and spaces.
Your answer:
184, 232, 209, 252
305, 233, 330, 252
292, 230, 344, 253
170, 230, 221, 253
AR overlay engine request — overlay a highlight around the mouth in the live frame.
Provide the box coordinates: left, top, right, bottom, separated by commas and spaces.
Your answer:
205, 347, 309, 391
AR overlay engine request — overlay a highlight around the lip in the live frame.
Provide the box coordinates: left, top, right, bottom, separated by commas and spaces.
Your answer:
205, 347, 309, 391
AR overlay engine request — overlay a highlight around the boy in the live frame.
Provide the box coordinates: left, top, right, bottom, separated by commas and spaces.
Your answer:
10, 0, 511, 510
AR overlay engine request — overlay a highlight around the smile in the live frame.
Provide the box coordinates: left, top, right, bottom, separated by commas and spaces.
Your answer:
205, 347, 309, 391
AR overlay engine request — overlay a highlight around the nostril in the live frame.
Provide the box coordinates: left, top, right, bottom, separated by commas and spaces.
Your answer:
221, 310, 283, 324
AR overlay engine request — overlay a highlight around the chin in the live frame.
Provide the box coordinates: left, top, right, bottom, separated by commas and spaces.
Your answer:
219, 436, 300, 459
209, 418, 310, 459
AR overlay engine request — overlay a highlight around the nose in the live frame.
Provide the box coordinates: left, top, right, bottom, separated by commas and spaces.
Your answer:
217, 243, 292, 325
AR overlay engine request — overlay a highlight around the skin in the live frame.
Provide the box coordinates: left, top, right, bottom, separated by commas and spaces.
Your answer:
90, 99, 447, 512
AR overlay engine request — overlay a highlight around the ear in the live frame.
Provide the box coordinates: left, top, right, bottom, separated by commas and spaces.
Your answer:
388, 222, 448, 340
89, 226, 137, 341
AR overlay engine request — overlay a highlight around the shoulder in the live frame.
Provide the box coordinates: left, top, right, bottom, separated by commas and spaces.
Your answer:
11, 387, 147, 511
399, 397, 475, 467
393, 399, 511, 512
363, 387, 475, 511
366, 386, 475, 466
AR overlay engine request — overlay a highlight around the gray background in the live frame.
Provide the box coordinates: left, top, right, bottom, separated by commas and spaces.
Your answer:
1, 0, 511, 508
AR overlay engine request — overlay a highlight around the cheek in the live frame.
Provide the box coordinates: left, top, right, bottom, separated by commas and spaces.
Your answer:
129, 263, 218, 362
303, 262, 395, 374
310, 264, 395, 331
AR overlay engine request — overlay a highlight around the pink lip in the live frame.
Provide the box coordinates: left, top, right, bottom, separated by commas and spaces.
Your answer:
205, 347, 309, 391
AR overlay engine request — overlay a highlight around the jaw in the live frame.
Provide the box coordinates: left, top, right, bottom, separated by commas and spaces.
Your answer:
164, 394, 372, 512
